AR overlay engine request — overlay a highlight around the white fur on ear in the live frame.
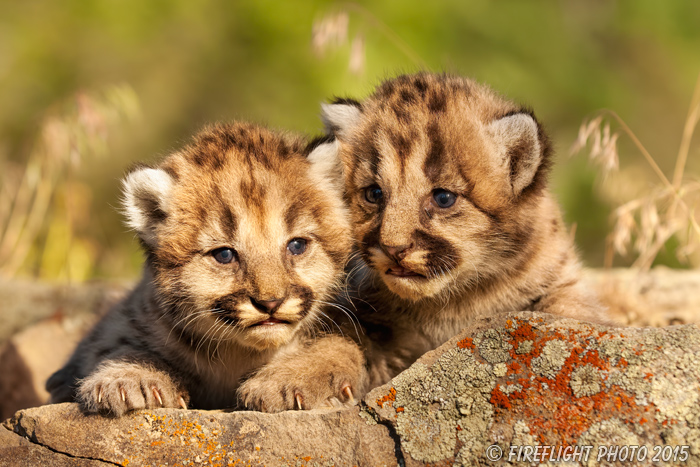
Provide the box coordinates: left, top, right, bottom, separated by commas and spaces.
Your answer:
307, 138, 344, 193
486, 113, 542, 196
320, 102, 362, 139
122, 167, 174, 246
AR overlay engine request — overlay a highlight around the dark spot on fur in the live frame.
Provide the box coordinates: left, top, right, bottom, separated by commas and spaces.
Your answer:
360, 222, 381, 263
220, 205, 237, 236
423, 121, 445, 183
194, 205, 208, 226
283, 203, 300, 234
552, 218, 559, 233
277, 139, 291, 158
414, 229, 460, 274
392, 104, 410, 123
413, 76, 428, 97
399, 89, 416, 104
240, 177, 266, 210
192, 134, 227, 171
376, 80, 396, 98
354, 130, 381, 175
428, 91, 447, 113
213, 291, 249, 326
389, 131, 413, 172
290, 285, 315, 318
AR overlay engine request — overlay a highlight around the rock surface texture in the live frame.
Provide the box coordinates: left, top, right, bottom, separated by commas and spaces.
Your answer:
3, 311, 700, 466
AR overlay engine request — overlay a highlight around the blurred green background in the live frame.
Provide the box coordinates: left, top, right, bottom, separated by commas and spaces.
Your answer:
1, 0, 699, 281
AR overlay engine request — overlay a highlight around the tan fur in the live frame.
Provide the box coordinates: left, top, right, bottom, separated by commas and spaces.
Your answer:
46, 123, 366, 415
318, 73, 613, 389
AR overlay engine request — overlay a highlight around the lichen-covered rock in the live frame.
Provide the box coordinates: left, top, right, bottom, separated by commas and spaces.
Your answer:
4, 311, 700, 466
363, 312, 700, 466
3, 403, 397, 466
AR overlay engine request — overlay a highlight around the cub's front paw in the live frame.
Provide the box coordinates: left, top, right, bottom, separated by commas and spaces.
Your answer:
238, 336, 368, 413
78, 360, 189, 417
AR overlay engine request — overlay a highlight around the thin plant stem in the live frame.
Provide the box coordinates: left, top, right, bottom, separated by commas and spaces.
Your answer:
341, 2, 429, 69
600, 109, 700, 242
673, 71, 700, 189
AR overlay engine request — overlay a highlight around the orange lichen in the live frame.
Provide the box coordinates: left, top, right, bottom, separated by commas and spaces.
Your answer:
490, 386, 511, 409
506, 361, 522, 375
376, 387, 397, 408
457, 336, 475, 349
481, 317, 661, 446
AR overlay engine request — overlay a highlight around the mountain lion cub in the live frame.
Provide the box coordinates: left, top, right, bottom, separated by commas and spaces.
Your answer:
47, 122, 366, 415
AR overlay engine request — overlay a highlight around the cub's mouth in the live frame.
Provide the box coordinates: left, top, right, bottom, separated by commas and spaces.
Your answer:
251, 317, 290, 327
385, 266, 427, 279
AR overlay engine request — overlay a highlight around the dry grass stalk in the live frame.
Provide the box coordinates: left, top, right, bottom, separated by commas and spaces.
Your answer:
572, 72, 700, 269
311, 12, 349, 58
311, 3, 428, 75
0, 84, 139, 280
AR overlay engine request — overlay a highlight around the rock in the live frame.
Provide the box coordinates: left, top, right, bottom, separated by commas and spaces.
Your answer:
3, 311, 700, 466
3, 403, 397, 466
0, 279, 126, 420
0, 425, 111, 466
363, 312, 700, 466
0, 278, 128, 345
586, 267, 700, 326
0, 313, 98, 420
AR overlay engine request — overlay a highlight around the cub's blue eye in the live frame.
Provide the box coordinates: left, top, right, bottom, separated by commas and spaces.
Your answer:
364, 185, 383, 204
212, 248, 236, 264
287, 238, 307, 256
433, 189, 457, 208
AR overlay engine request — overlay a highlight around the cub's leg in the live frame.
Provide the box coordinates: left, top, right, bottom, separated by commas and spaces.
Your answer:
238, 335, 368, 413
77, 359, 189, 417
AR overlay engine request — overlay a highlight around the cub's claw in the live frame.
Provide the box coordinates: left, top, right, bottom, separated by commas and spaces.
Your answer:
153, 387, 163, 406
178, 396, 188, 410
342, 385, 354, 403
295, 393, 304, 410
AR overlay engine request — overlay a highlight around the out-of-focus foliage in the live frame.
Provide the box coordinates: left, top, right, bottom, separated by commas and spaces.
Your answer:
0, 0, 699, 280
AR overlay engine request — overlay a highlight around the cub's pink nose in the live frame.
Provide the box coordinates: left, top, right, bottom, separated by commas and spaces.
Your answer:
250, 297, 284, 314
382, 243, 413, 261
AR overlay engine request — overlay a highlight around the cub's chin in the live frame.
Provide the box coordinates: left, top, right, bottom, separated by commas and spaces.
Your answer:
375, 257, 454, 302
236, 320, 302, 351
381, 271, 450, 301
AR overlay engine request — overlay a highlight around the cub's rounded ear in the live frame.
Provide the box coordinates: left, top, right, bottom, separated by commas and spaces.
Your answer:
320, 98, 363, 139
486, 111, 546, 197
121, 167, 174, 247
305, 135, 344, 192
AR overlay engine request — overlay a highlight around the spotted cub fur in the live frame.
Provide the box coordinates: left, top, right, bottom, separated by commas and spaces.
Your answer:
315, 72, 612, 389
46, 122, 366, 415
